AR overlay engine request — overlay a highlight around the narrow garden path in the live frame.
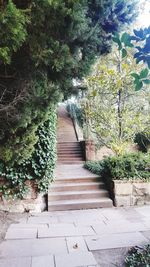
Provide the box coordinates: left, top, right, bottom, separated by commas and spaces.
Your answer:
0, 206, 150, 267
48, 105, 113, 211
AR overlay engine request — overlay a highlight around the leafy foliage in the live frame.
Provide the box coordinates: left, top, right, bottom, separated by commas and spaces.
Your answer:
82, 45, 150, 155
130, 26, 150, 89
132, 27, 150, 67
84, 152, 150, 182
0, 0, 29, 64
113, 29, 150, 90
125, 244, 150, 267
0, 107, 57, 198
113, 32, 133, 58
0, 0, 137, 164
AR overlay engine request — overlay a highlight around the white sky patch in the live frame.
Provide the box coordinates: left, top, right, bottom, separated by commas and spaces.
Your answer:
136, 0, 150, 27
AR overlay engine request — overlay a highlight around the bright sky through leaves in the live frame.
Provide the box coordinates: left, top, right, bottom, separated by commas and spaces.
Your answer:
137, 0, 150, 27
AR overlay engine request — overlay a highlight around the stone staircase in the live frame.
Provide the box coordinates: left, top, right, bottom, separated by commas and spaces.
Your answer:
48, 105, 113, 211
57, 141, 84, 164
57, 105, 84, 164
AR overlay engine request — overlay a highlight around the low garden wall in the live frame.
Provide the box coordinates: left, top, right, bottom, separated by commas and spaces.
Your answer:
84, 152, 150, 208
114, 180, 150, 207
0, 179, 46, 213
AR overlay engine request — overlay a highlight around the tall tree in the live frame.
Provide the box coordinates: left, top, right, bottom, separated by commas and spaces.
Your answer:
0, 0, 137, 164
83, 40, 150, 155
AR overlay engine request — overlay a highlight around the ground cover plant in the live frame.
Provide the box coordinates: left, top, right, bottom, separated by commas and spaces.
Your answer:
125, 244, 150, 267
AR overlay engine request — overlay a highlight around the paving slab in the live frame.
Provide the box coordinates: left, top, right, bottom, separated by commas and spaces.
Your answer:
55, 252, 97, 267
135, 206, 150, 218
66, 237, 88, 253
5, 228, 37, 240
48, 223, 76, 228
38, 225, 95, 238
100, 209, 125, 221
141, 230, 150, 241
0, 238, 67, 257
0, 257, 31, 267
121, 208, 144, 222
85, 232, 149, 250
56, 215, 76, 223
32, 255, 54, 267
92, 221, 148, 235
27, 216, 59, 224
93, 248, 129, 267
141, 217, 150, 228
9, 223, 48, 229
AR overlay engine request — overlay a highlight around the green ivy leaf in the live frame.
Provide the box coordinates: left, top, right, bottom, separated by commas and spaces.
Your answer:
121, 32, 129, 43
112, 36, 122, 50
122, 48, 127, 58
131, 73, 140, 79
140, 68, 149, 79
135, 81, 143, 91
143, 79, 150, 84
121, 32, 133, 48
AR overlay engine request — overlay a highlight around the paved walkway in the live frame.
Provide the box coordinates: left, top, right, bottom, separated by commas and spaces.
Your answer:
0, 206, 150, 267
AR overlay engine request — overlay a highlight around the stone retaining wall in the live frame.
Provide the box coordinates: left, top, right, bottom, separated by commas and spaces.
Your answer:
0, 180, 46, 213
114, 180, 150, 207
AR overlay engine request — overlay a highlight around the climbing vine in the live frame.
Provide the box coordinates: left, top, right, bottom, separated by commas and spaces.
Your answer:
0, 107, 57, 199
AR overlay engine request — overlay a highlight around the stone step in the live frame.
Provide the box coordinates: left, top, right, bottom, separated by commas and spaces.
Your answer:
58, 150, 83, 154
48, 198, 113, 211
57, 146, 81, 150
57, 142, 81, 146
58, 150, 82, 154
48, 189, 109, 201
49, 181, 105, 192
58, 153, 82, 158
57, 161, 85, 164
58, 157, 84, 161
58, 156, 84, 160
54, 177, 99, 183
57, 147, 81, 151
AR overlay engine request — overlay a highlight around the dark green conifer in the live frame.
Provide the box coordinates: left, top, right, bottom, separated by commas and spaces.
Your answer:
0, 0, 137, 163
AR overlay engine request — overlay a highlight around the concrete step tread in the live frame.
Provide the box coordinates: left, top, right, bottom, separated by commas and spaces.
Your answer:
58, 156, 83, 158
55, 176, 100, 181
58, 151, 82, 153
48, 189, 107, 196
58, 141, 81, 144
57, 162, 85, 164
50, 181, 104, 187
48, 197, 112, 205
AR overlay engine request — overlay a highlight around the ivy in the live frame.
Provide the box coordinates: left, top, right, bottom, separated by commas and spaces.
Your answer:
0, 107, 57, 199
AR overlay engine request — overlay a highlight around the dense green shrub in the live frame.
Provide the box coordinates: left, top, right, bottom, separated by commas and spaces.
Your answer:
125, 245, 150, 267
0, 107, 57, 199
135, 132, 150, 153
85, 153, 150, 182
